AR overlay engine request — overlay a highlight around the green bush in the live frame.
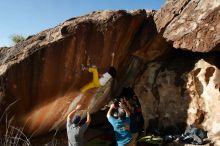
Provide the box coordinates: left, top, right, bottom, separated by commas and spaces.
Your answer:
10, 34, 25, 44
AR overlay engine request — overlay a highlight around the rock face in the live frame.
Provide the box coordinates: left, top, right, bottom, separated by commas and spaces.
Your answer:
187, 59, 220, 145
134, 51, 220, 145
0, 10, 169, 136
155, 0, 220, 52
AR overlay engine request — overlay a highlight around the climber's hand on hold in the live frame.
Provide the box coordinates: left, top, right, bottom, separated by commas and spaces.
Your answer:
81, 64, 88, 71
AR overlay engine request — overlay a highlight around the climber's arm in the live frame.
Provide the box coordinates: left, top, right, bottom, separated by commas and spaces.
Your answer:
86, 111, 91, 125
111, 52, 115, 66
67, 105, 81, 121
107, 104, 115, 118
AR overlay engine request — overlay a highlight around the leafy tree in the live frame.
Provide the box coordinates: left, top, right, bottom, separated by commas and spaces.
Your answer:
10, 34, 25, 44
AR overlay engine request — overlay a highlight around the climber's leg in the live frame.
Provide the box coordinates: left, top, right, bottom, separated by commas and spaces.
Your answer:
80, 82, 96, 93
80, 67, 100, 93
88, 67, 100, 87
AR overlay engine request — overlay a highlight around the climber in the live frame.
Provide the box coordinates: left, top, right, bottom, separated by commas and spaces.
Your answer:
80, 52, 116, 93
107, 102, 133, 146
66, 104, 91, 146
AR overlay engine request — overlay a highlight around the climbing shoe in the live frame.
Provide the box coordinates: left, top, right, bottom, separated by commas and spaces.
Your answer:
138, 135, 163, 145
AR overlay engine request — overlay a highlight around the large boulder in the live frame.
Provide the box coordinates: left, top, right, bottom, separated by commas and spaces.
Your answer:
155, 0, 220, 52
1, 1, 220, 145
0, 10, 168, 136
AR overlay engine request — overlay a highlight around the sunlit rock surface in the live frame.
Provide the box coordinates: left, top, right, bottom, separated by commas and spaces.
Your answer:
187, 59, 220, 145
155, 0, 220, 52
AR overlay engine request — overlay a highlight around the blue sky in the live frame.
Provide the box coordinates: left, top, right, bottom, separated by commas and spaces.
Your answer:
0, 0, 165, 47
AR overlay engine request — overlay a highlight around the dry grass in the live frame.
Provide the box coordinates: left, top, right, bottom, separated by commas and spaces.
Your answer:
0, 99, 62, 146
0, 100, 31, 146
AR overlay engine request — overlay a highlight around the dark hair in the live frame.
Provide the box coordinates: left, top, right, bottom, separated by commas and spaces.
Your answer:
113, 98, 119, 108
108, 67, 116, 78
72, 115, 81, 125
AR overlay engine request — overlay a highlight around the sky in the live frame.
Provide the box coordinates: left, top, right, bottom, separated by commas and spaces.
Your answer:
0, 0, 165, 47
